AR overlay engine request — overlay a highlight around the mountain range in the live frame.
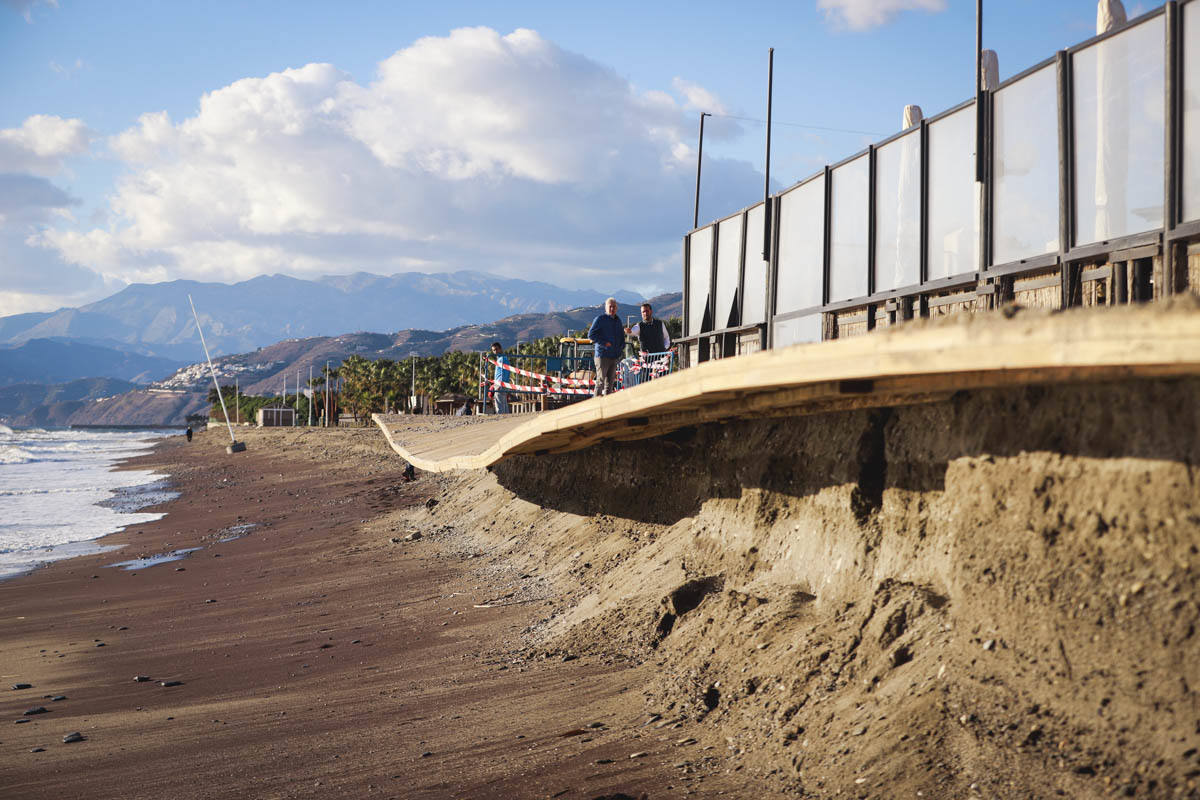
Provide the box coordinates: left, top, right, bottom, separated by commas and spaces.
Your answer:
0, 270, 645, 364
0, 273, 680, 427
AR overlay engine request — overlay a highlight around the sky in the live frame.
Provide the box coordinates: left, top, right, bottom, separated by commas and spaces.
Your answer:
0, 0, 1153, 316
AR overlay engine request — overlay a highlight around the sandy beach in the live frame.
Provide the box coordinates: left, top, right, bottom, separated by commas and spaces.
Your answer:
0, 425, 744, 800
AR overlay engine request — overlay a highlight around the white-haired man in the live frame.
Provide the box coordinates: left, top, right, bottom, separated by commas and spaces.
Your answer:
587, 297, 625, 396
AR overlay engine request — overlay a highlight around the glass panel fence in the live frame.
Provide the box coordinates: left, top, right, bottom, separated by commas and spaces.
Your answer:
772, 314, 823, 347
927, 105, 978, 279
1185, 2, 1200, 222
686, 226, 713, 335
993, 64, 1059, 264
874, 130, 921, 292
1073, 16, 1165, 245
830, 156, 870, 302
741, 203, 767, 325
714, 215, 743, 330
774, 176, 826, 314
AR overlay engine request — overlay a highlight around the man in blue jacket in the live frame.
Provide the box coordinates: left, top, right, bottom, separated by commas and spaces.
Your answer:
490, 341, 511, 413
587, 297, 625, 397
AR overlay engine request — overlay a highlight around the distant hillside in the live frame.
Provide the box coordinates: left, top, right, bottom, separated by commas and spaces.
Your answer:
46, 293, 681, 426
0, 377, 139, 426
160, 293, 682, 396
64, 389, 207, 428
0, 339, 184, 387
0, 270, 648, 362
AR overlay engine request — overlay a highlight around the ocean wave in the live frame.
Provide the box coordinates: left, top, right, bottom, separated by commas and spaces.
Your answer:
0, 444, 35, 464
0, 485, 97, 498
0, 424, 13, 435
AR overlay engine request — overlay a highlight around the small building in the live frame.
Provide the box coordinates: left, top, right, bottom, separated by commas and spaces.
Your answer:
433, 393, 472, 415
256, 405, 295, 427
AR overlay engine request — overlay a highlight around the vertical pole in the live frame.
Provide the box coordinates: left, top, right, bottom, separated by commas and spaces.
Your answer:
1057, 49, 1074, 308
1163, 1, 1181, 296
763, 47, 775, 260
693, 112, 710, 230
975, 0, 985, 182
187, 294, 236, 445
308, 365, 313, 426
235, 378, 239, 425
325, 361, 330, 427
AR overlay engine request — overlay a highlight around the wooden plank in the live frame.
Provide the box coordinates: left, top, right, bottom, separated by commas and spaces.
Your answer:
373, 305, 1200, 472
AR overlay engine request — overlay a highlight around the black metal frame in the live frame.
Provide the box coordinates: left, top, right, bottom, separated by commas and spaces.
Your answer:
683, 0, 1198, 357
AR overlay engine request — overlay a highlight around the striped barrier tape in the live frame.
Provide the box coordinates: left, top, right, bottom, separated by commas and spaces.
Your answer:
489, 378, 592, 396
486, 357, 596, 387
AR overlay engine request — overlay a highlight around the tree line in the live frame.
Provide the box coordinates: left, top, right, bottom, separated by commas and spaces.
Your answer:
206, 318, 682, 423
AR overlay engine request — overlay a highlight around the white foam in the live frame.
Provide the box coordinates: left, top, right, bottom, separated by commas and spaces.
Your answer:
0, 427, 179, 579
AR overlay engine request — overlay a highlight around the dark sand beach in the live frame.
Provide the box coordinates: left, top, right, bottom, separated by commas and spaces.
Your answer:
0, 425, 743, 799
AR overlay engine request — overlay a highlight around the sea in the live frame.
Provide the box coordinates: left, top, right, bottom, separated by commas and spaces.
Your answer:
0, 424, 182, 580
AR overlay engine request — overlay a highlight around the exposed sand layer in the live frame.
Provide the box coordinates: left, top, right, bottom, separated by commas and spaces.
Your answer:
432, 377, 1200, 799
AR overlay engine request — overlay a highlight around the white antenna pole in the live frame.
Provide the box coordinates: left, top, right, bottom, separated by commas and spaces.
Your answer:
308, 365, 313, 426
188, 294, 237, 445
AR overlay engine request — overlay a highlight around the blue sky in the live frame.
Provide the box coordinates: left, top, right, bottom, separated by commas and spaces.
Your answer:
0, 0, 1152, 315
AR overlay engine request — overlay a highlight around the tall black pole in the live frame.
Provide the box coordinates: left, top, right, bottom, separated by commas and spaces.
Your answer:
975, 0, 984, 182
763, 47, 774, 260
693, 112, 710, 230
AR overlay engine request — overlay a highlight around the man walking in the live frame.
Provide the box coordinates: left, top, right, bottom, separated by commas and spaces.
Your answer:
587, 297, 625, 397
624, 302, 671, 354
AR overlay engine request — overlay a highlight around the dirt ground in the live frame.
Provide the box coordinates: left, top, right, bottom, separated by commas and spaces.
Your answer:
3, 371, 1200, 799
0, 426, 750, 799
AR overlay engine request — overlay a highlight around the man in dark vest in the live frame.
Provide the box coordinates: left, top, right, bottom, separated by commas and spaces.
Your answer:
624, 302, 671, 355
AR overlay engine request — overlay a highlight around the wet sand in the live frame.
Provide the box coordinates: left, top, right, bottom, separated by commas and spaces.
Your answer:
0, 426, 730, 799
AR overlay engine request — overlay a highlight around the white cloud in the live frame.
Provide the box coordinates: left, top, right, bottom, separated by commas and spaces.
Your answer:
817, 0, 947, 30
26, 27, 762, 304
50, 57, 85, 77
0, 115, 94, 175
671, 77, 728, 115
3, 0, 57, 24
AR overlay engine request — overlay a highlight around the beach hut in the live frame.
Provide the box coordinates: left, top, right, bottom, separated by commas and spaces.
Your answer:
256, 405, 295, 427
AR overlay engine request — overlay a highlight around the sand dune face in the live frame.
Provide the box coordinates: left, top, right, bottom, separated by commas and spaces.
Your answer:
467, 378, 1199, 798
2, 377, 1197, 798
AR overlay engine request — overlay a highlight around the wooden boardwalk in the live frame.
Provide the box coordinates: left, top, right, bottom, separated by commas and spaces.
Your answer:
374, 304, 1200, 472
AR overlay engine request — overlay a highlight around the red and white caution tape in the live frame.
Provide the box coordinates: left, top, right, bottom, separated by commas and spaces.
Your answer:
486, 357, 595, 387
489, 378, 592, 395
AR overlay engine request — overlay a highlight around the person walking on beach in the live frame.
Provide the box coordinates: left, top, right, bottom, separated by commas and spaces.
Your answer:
587, 297, 625, 397
623, 302, 671, 355
490, 342, 512, 414
185, 426, 193, 443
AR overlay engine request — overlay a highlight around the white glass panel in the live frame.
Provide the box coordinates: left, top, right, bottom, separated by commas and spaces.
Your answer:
830, 156, 870, 302
686, 227, 713, 335
874, 130, 921, 291
927, 105, 979, 279
742, 204, 768, 325
775, 176, 825, 314
1074, 17, 1165, 245
772, 314, 823, 347
1184, 4, 1200, 222
714, 215, 743, 330
993, 65, 1059, 264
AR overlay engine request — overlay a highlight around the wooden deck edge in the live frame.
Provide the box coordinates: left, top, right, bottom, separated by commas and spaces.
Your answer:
374, 307, 1200, 473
